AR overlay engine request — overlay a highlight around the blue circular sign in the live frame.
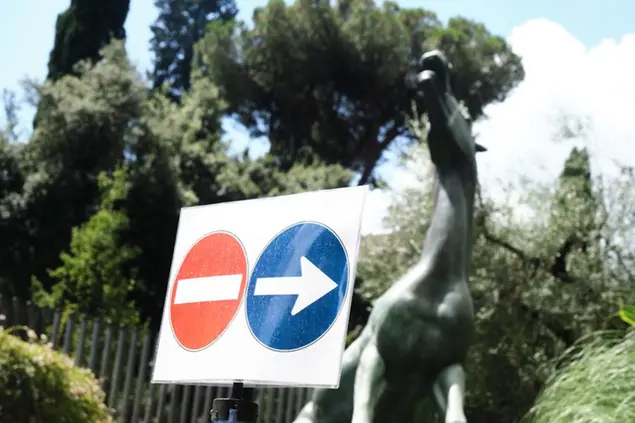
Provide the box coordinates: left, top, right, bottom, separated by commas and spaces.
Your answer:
246, 222, 349, 351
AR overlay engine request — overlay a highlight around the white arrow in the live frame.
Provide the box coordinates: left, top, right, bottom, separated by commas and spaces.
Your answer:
254, 256, 338, 316
174, 274, 243, 305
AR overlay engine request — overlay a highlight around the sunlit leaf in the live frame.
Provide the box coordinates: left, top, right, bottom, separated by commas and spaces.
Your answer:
619, 305, 635, 326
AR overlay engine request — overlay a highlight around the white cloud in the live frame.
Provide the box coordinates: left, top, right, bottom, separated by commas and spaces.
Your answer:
362, 19, 635, 235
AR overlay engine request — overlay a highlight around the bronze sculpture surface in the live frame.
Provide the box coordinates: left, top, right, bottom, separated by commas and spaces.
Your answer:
292, 50, 486, 423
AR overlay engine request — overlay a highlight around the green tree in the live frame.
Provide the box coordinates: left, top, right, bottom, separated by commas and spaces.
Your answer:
6, 35, 352, 328
536, 147, 609, 340
3, 41, 145, 299
150, 0, 237, 98
34, 0, 131, 129
47, 0, 131, 81
465, 146, 632, 422
0, 135, 28, 297
0, 136, 24, 204
197, 0, 524, 184
33, 168, 141, 326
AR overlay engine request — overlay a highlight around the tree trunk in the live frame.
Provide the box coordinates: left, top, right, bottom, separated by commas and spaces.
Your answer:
356, 126, 400, 186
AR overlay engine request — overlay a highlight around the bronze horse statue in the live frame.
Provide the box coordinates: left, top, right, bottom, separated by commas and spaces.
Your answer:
292, 50, 486, 423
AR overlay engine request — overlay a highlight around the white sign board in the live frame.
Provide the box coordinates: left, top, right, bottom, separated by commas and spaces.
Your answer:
152, 186, 368, 388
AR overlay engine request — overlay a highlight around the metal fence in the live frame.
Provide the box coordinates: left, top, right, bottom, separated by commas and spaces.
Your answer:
0, 295, 312, 423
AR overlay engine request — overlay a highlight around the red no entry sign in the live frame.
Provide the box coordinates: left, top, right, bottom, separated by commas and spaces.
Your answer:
169, 231, 247, 351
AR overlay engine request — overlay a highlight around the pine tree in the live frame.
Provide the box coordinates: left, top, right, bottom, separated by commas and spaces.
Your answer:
150, 0, 237, 99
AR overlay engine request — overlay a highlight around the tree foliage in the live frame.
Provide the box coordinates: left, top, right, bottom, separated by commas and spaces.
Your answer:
32, 168, 141, 326
46, 0, 131, 81
3, 41, 146, 300
150, 0, 237, 98
197, 0, 524, 184
34, 0, 131, 129
1, 30, 354, 326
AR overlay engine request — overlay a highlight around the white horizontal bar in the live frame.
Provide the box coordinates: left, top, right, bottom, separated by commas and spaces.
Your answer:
174, 274, 243, 304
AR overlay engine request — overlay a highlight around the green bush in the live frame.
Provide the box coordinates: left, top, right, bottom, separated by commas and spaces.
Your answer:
0, 327, 114, 423
524, 329, 635, 423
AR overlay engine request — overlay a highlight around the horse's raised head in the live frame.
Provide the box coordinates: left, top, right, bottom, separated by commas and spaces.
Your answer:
417, 50, 486, 165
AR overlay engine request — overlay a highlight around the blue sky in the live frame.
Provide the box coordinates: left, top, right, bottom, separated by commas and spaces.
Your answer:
1, 0, 634, 233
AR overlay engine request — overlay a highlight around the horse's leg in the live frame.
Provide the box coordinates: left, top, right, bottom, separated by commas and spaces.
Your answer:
351, 341, 389, 423
431, 364, 467, 423
293, 402, 316, 423
292, 327, 372, 423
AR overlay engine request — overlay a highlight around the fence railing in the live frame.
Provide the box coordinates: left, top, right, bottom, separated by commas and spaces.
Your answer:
0, 295, 312, 423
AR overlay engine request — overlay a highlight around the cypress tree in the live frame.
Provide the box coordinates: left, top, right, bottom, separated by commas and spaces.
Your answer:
47, 0, 131, 80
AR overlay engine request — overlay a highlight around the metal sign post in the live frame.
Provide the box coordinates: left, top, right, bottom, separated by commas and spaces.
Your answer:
210, 382, 258, 423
